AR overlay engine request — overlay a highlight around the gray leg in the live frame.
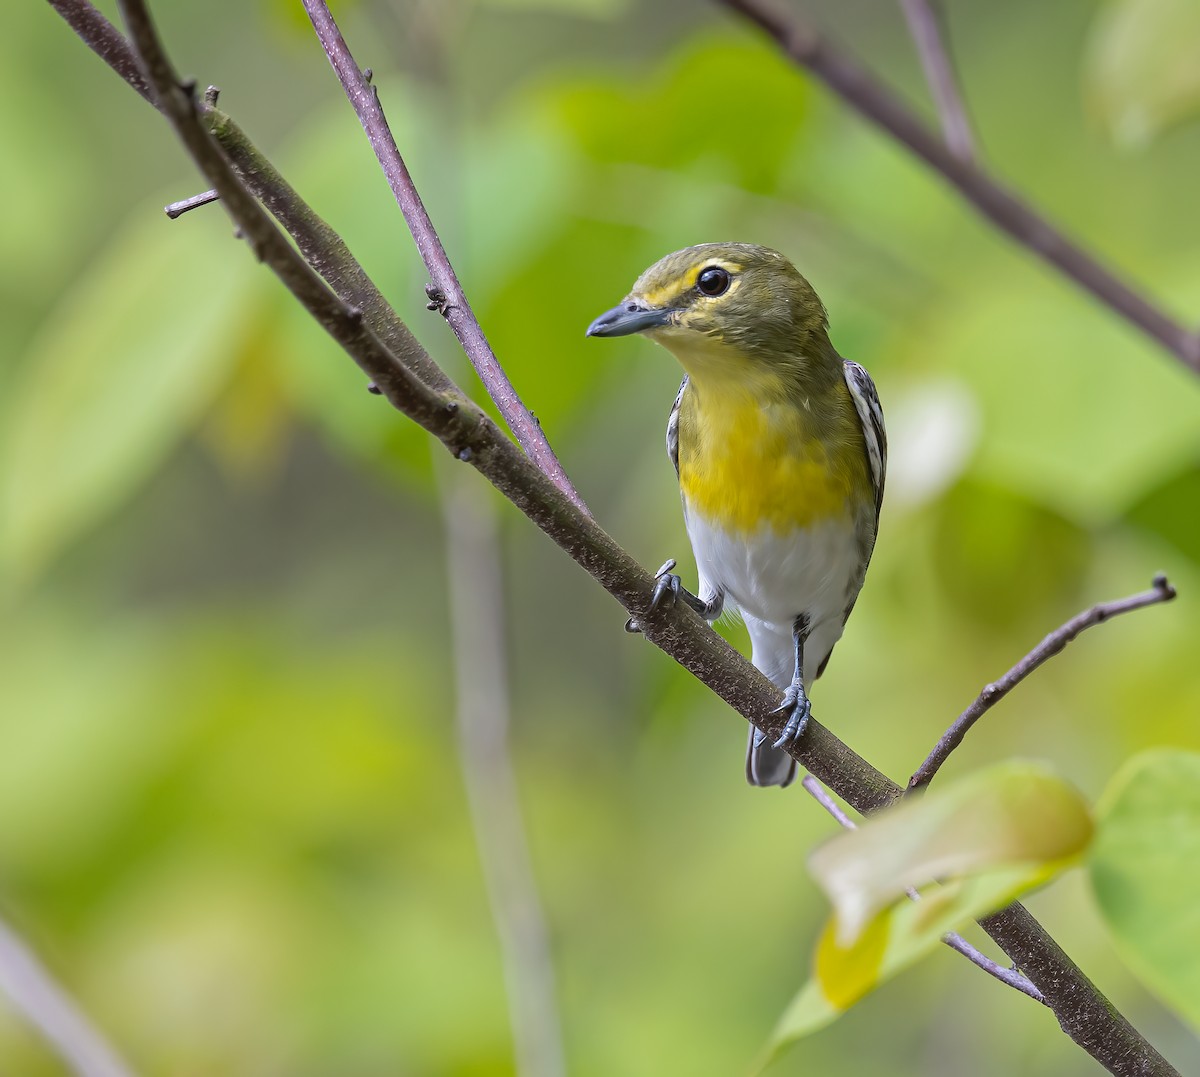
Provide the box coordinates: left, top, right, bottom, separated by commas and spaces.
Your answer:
772, 614, 812, 750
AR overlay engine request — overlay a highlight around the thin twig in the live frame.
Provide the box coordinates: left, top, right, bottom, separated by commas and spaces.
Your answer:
164, 188, 218, 218
800, 775, 1046, 1004
300, 0, 589, 514
441, 471, 566, 1077
48, 0, 150, 100
71, 6, 1182, 1073
0, 915, 137, 1077
44, 0, 455, 396
940, 932, 1045, 1004
801, 772, 854, 828
897, 0, 976, 162
909, 575, 1177, 791
715, 0, 1200, 375
202, 105, 457, 395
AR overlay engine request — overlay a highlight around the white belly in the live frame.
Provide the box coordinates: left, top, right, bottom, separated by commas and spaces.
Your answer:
684, 508, 865, 687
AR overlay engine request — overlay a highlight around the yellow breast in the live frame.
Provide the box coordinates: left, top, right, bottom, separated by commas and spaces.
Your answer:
677, 385, 865, 536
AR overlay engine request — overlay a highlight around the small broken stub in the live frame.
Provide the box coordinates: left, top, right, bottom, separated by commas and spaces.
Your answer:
425, 283, 449, 315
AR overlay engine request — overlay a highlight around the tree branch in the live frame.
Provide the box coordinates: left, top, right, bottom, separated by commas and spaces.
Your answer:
714, 0, 1200, 375
800, 775, 1046, 1004
44, 0, 456, 397
0, 914, 137, 1077
300, 0, 588, 514
897, 0, 976, 162
909, 574, 1177, 791
56, 3, 1183, 1073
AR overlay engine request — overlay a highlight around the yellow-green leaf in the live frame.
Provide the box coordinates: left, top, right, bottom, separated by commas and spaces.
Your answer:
814, 907, 890, 1009
810, 761, 1093, 945
757, 763, 1092, 1069
1090, 749, 1200, 1030
759, 864, 1055, 1069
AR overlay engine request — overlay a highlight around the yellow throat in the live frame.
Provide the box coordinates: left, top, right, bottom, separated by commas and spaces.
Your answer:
673, 354, 866, 537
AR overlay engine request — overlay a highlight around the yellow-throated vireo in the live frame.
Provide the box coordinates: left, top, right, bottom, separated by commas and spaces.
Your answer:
588, 243, 885, 787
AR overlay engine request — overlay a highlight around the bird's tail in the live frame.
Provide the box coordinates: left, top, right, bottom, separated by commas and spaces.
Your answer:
745, 727, 797, 787
744, 617, 799, 788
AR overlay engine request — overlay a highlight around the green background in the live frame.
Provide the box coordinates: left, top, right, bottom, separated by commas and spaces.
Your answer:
3, 0, 1199, 1072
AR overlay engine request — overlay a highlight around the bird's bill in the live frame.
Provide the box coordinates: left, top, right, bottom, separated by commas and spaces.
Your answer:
585, 302, 673, 338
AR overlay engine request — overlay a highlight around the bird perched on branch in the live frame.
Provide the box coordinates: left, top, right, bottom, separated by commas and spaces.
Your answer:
587, 243, 885, 787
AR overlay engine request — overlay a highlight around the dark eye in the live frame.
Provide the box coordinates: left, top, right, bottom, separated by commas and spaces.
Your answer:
696, 266, 731, 297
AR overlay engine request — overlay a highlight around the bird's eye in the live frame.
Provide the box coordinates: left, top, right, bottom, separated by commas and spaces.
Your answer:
696, 266, 731, 297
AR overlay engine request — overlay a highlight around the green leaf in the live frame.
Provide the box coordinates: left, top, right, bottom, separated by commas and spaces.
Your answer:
1090, 749, 1200, 1030
556, 34, 812, 195
0, 210, 262, 583
1124, 464, 1200, 568
931, 479, 1090, 634
759, 763, 1092, 1067
1086, 0, 1200, 148
918, 276, 1200, 521
273, 88, 583, 488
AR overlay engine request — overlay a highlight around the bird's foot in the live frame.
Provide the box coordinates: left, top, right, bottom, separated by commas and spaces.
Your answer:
771, 683, 812, 750
625, 560, 682, 633
648, 559, 684, 613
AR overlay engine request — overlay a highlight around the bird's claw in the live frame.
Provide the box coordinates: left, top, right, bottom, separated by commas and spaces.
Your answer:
771, 684, 812, 750
648, 559, 682, 614
625, 559, 681, 633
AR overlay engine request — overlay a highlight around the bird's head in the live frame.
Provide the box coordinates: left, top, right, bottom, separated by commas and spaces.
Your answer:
586, 243, 830, 381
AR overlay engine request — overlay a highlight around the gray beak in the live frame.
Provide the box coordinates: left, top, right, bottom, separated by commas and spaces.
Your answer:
586, 302, 673, 338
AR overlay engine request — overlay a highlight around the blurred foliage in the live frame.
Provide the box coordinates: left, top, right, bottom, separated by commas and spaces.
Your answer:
2, 0, 1200, 1074
1, 215, 264, 580
1086, 0, 1200, 148
1090, 750, 1200, 1034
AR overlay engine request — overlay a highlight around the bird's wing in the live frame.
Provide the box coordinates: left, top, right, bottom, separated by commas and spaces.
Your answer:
665, 374, 689, 478
843, 360, 886, 523
812, 360, 886, 683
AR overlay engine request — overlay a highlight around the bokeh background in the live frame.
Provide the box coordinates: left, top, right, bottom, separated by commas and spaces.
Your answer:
4, 0, 1200, 1073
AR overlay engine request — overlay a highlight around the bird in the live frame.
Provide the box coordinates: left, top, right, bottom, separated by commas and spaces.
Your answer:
586, 243, 885, 787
